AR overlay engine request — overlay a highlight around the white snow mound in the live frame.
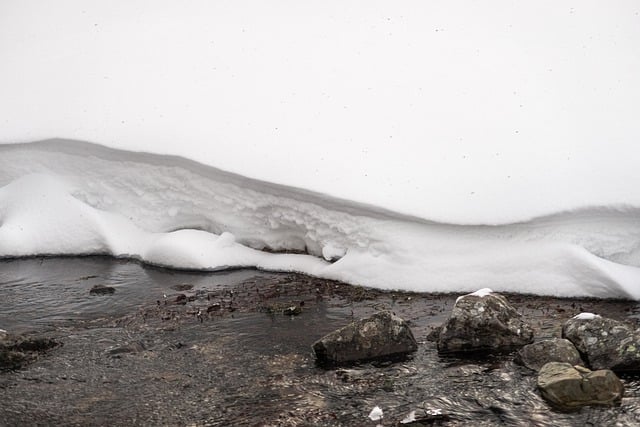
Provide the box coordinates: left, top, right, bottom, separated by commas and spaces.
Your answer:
2, 140, 640, 300
573, 313, 602, 320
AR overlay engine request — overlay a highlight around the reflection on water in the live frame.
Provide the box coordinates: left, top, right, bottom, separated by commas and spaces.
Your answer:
0, 257, 261, 332
2, 257, 640, 426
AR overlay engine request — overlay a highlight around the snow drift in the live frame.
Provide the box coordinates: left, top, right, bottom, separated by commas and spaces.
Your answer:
2, 139, 640, 299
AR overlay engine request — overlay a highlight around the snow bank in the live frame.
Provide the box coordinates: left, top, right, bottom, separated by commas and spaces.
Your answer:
2, 140, 640, 300
2, 2, 640, 225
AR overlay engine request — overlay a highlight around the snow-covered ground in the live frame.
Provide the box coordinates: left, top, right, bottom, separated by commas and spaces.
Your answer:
2, 140, 640, 299
2, 2, 640, 224
1, 3, 640, 298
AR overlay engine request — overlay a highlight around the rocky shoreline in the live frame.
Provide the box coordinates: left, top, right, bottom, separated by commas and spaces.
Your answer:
2, 264, 640, 426
309, 289, 635, 416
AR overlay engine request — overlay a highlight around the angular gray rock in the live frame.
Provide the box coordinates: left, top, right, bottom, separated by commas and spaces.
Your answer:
537, 362, 624, 409
562, 313, 640, 372
515, 338, 583, 371
312, 311, 417, 365
437, 289, 533, 353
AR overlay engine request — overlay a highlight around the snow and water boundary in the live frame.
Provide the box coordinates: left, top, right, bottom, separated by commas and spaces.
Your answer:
2, 139, 640, 300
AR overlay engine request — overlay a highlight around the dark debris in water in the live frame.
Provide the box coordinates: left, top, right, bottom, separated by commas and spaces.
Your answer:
171, 283, 194, 292
0, 334, 61, 371
88, 284, 116, 296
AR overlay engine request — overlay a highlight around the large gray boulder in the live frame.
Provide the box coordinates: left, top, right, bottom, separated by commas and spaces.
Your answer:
312, 311, 417, 365
537, 362, 624, 409
515, 338, 583, 371
437, 289, 533, 353
562, 313, 640, 372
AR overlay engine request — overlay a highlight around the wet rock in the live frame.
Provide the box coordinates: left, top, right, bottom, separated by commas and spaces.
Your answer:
173, 294, 188, 305
261, 302, 302, 315
562, 313, 640, 372
515, 338, 583, 371
537, 362, 623, 409
0, 335, 61, 370
312, 311, 417, 365
89, 284, 116, 295
207, 303, 222, 312
14, 337, 59, 352
437, 289, 533, 353
283, 305, 302, 316
0, 349, 28, 370
426, 326, 442, 343
171, 284, 193, 291
400, 408, 450, 425
109, 341, 146, 356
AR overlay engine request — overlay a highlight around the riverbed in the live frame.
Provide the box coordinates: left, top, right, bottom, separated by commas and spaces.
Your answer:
2, 257, 640, 426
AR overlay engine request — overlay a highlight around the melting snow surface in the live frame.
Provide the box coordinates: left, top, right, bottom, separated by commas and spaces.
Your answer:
2, 140, 640, 300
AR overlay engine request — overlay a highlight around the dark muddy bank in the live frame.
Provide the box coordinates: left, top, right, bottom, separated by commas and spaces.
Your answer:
2, 257, 640, 426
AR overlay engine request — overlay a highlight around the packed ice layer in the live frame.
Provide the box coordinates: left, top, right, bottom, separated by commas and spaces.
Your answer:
2, 139, 640, 300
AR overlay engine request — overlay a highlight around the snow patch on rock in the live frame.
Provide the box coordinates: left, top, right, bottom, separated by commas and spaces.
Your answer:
573, 313, 602, 320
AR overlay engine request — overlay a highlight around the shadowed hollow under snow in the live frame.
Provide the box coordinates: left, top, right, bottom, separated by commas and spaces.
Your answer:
1, 139, 640, 299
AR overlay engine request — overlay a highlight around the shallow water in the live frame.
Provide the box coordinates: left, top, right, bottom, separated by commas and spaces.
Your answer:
0, 257, 262, 333
2, 257, 640, 426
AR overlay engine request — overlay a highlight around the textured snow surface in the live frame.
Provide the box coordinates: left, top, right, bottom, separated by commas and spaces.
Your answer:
2, 140, 640, 299
2, 2, 640, 225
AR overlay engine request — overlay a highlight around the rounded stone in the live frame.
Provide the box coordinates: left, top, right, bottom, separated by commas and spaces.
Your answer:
538, 362, 624, 409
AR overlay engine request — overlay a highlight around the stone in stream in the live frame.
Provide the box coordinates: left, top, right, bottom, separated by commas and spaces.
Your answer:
537, 362, 623, 409
283, 305, 302, 316
400, 408, 450, 425
109, 341, 146, 356
515, 338, 584, 371
89, 284, 116, 295
312, 311, 417, 365
0, 348, 28, 370
562, 313, 640, 372
437, 289, 533, 353
207, 303, 222, 312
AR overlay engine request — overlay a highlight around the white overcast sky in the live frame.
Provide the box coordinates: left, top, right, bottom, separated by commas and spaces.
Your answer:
1, 1, 639, 223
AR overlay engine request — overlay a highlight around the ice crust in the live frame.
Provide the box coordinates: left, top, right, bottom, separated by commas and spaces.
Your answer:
2, 140, 640, 299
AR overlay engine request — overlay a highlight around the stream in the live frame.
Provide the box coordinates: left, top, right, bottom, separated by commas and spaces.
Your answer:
2, 257, 640, 426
